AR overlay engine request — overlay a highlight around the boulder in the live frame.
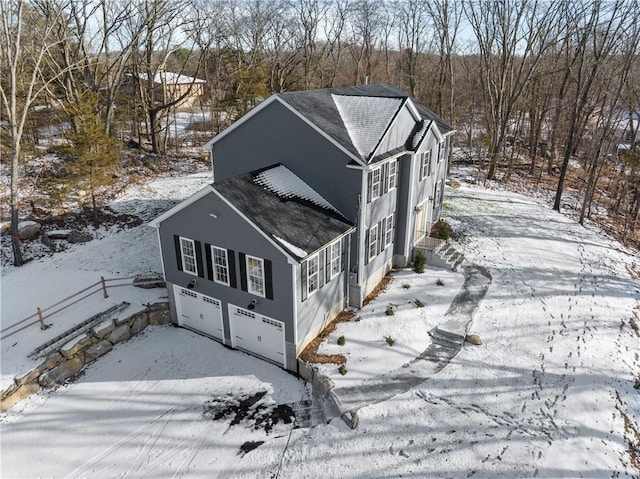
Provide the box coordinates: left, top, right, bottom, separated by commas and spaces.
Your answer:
465, 334, 482, 346
129, 315, 148, 336
67, 231, 93, 244
15, 352, 63, 387
17, 221, 41, 240
133, 275, 165, 289
45, 229, 72, 240
60, 334, 94, 359
84, 340, 113, 362
0, 383, 40, 413
92, 319, 115, 339
39, 357, 84, 388
108, 324, 131, 344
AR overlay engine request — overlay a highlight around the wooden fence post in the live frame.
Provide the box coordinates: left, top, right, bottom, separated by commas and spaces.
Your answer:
37, 308, 46, 330
101, 276, 108, 298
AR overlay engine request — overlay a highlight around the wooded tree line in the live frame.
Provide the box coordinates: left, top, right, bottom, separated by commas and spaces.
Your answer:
2, 0, 640, 267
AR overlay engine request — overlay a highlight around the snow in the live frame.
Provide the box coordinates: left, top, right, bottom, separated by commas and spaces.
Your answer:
2, 167, 640, 478
273, 235, 308, 259
254, 164, 338, 213
333, 94, 402, 158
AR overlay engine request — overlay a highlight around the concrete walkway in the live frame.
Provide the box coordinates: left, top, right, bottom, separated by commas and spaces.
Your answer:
317, 264, 492, 428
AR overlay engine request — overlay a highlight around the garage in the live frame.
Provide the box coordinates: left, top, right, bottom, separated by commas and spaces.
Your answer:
175, 287, 225, 341
228, 305, 286, 367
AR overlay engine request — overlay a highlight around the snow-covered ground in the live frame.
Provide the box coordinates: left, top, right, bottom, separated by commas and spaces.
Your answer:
1, 169, 639, 478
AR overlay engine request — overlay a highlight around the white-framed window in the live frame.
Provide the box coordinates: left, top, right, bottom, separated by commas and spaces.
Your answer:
384, 214, 394, 247
438, 141, 445, 163
179, 237, 198, 276
212, 246, 230, 286
388, 160, 398, 189
246, 255, 265, 297
307, 253, 320, 296
419, 151, 431, 181
369, 167, 381, 201
368, 224, 379, 260
330, 240, 342, 278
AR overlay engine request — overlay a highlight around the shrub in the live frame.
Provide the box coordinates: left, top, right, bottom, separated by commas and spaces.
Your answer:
414, 299, 425, 308
413, 250, 426, 273
385, 304, 395, 316
337, 335, 345, 346
401, 282, 411, 289
385, 336, 395, 346
430, 220, 457, 241
338, 364, 347, 375
436, 278, 444, 287
446, 179, 461, 189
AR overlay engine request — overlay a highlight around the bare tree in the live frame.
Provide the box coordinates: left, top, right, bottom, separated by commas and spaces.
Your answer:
394, 0, 429, 96
0, 0, 81, 266
464, 0, 561, 180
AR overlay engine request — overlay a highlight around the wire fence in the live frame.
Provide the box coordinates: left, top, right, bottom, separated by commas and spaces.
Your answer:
0, 276, 165, 341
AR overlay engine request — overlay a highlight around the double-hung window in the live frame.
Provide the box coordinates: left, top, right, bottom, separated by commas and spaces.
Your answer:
369, 167, 381, 201
384, 214, 394, 247
388, 161, 398, 189
211, 246, 230, 285
438, 142, 445, 163
246, 255, 265, 297
180, 237, 198, 276
307, 254, 320, 295
368, 224, 379, 260
329, 240, 342, 278
419, 151, 431, 181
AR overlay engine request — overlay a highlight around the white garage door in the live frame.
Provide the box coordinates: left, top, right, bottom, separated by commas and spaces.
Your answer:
228, 305, 285, 367
175, 288, 225, 341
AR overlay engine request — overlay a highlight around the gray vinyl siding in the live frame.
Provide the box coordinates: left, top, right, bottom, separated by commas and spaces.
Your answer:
212, 100, 362, 222
375, 106, 417, 157
394, 153, 413, 260
157, 191, 295, 345
296, 268, 346, 353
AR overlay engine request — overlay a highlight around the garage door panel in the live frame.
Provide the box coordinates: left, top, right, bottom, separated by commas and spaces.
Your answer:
176, 288, 224, 340
229, 305, 285, 366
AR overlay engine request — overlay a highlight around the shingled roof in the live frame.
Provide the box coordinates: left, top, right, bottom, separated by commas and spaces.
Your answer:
278, 83, 454, 162
214, 164, 353, 261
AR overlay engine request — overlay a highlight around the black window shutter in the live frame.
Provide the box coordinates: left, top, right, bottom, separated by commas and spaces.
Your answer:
228, 249, 237, 288
239, 252, 247, 291
195, 241, 204, 278
264, 259, 273, 300
341, 236, 347, 272
325, 244, 332, 283
205, 243, 214, 281
301, 260, 308, 302
377, 221, 384, 255
174, 235, 183, 271
382, 163, 389, 194
364, 230, 370, 265
366, 172, 372, 203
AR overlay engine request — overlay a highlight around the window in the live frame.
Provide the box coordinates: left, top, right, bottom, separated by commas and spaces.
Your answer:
384, 214, 394, 247
388, 160, 398, 189
180, 237, 198, 276
368, 167, 381, 202
246, 255, 265, 297
368, 224, 379, 260
330, 240, 342, 278
212, 246, 230, 285
438, 142, 445, 163
419, 151, 431, 181
307, 254, 320, 295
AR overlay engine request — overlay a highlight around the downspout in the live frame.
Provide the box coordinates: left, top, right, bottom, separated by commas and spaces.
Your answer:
345, 232, 351, 309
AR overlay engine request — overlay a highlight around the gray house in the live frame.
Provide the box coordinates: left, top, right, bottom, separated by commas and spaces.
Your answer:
150, 84, 454, 372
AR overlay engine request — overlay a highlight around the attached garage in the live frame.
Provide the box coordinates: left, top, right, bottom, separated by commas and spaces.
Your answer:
228, 304, 286, 367
175, 287, 225, 341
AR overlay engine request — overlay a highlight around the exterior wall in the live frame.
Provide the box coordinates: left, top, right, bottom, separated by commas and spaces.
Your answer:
376, 106, 417, 157
157, 190, 297, 367
212, 100, 362, 222
295, 267, 346, 354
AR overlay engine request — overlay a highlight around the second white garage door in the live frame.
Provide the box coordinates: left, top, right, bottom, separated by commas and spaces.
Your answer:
175, 287, 225, 341
228, 305, 285, 367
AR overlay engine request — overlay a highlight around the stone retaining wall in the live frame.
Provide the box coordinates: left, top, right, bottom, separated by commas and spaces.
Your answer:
0, 302, 170, 413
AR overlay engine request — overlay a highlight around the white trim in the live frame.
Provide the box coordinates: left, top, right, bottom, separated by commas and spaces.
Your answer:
306, 253, 320, 297
246, 254, 266, 298
291, 262, 298, 348
297, 227, 355, 262
211, 245, 230, 286
156, 228, 167, 281
405, 98, 422, 121
329, 240, 342, 279
147, 185, 214, 228
419, 150, 432, 181
368, 224, 379, 260
384, 214, 394, 248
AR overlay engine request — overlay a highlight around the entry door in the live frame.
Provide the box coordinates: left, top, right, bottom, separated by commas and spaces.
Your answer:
414, 201, 427, 244
176, 288, 224, 340
228, 305, 285, 366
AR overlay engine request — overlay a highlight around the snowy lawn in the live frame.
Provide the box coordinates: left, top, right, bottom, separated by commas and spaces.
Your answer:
316, 267, 464, 386
1, 170, 639, 478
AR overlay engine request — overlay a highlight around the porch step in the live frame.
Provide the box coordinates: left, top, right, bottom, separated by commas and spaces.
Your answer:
421, 239, 465, 271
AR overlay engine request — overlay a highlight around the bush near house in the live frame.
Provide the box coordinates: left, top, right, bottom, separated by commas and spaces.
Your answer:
430, 220, 457, 241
